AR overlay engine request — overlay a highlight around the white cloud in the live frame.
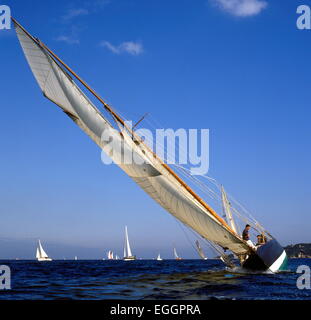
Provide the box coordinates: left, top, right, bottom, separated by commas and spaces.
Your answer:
55, 35, 80, 45
100, 41, 144, 56
62, 8, 89, 21
211, 0, 267, 17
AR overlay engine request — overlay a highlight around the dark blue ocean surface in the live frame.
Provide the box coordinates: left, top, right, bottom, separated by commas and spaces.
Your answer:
0, 259, 310, 300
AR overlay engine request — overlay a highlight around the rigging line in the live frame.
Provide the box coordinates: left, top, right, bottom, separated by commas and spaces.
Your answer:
172, 214, 222, 259
181, 222, 225, 258
154, 134, 239, 236
137, 114, 213, 197
174, 167, 264, 235
168, 165, 264, 230
173, 218, 201, 257
171, 164, 265, 232
171, 164, 221, 193
144, 115, 193, 166
172, 165, 222, 203
14, 17, 241, 238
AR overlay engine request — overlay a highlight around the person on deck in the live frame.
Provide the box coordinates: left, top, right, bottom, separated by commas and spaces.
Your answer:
242, 224, 257, 250
256, 234, 267, 246
256, 234, 263, 246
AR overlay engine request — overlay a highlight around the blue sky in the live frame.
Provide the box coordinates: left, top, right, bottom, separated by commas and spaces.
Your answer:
0, 0, 310, 259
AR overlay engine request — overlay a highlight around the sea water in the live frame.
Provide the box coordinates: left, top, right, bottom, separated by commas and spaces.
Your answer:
0, 258, 310, 300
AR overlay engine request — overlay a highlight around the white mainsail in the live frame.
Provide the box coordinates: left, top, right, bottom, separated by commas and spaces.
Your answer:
124, 226, 133, 258
14, 20, 253, 260
156, 253, 162, 261
173, 248, 180, 259
38, 240, 48, 258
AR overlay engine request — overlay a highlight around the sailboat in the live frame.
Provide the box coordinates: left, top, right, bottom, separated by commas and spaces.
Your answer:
123, 226, 136, 261
107, 250, 114, 260
13, 18, 286, 272
156, 253, 163, 261
195, 240, 208, 260
74, 256, 78, 261
36, 240, 52, 262
174, 248, 182, 260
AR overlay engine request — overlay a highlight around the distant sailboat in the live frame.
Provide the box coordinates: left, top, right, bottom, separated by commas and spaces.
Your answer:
156, 253, 163, 261
123, 226, 136, 261
107, 250, 114, 260
115, 255, 120, 260
174, 247, 182, 260
36, 240, 52, 261
74, 256, 78, 261
195, 240, 208, 260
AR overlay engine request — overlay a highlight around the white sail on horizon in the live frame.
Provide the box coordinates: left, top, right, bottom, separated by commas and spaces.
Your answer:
36, 240, 52, 261
124, 226, 133, 258
107, 250, 114, 260
173, 248, 180, 259
37, 240, 48, 258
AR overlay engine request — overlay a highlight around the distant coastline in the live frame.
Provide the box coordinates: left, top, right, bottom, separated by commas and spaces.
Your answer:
284, 243, 311, 258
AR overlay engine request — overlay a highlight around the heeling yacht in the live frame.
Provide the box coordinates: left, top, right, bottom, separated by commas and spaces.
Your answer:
13, 18, 287, 272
